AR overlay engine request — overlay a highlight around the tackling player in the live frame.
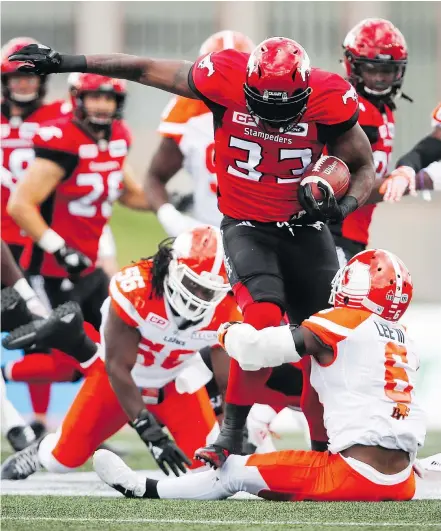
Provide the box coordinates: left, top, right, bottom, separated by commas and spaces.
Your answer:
1, 227, 238, 480
94, 249, 433, 502
8, 36, 375, 466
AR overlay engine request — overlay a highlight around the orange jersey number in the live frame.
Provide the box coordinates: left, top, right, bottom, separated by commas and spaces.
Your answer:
384, 342, 413, 403
138, 338, 193, 370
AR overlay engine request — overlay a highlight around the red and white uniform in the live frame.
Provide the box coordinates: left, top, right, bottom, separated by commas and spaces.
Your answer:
20, 116, 131, 277
104, 259, 241, 391
159, 97, 221, 227
1, 101, 66, 248
339, 95, 395, 245
189, 50, 359, 223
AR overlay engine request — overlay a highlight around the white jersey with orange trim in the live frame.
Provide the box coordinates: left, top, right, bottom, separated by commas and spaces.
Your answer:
158, 96, 222, 227
302, 307, 426, 459
101, 259, 241, 390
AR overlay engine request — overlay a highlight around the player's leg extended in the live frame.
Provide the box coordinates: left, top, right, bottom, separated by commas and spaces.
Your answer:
197, 218, 288, 465
80, 268, 109, 331
150, 382, 219, 470
1, 360, 128, 479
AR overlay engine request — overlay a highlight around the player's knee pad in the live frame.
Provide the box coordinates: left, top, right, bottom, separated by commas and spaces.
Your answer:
243, 302, 283, 330
38, 432, 77, 473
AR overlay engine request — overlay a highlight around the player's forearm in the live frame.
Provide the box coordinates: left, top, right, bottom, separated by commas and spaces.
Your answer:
118, 189, 151, 210
105, 360, 145, 421
64, 54, 195, 97
346, 162, 375, 208
364, 177, 389, 205
144, 172, 170, 213
396, 135, 441, 173
7, 199, 50, 242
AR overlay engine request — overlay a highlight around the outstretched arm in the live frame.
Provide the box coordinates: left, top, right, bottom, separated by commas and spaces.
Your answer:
8, 44, 198, 99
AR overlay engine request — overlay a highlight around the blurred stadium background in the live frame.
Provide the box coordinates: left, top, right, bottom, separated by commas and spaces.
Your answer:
1, 1, 440, 428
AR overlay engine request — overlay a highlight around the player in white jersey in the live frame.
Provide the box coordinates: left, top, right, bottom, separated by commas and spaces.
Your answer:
144, 30, 255, 236
1, 226, 241, 480
93, 249, 438, 502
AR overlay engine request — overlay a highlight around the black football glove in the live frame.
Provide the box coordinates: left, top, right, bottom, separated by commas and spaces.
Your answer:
131, 410, 192, 477
8, 44, 86, 75
298, 181, 358, 223
54, 246, 92, 278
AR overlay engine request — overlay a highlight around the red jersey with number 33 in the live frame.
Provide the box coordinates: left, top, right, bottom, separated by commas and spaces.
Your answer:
20, 116, 131, 277
1, 101, 67, 247
105, 259, 242, 389
339, 95, 395, 245
189, 50, 359, 222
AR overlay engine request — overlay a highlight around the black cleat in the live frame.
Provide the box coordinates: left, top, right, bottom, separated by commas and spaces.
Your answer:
6, 425, 36, 452
30, 420, 47, 440
194, 444, 230, 469
1, 287, 34, 333
2, 301, 83, 352
1, 438, 42, 480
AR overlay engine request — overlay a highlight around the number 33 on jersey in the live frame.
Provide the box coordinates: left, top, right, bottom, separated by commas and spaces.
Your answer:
21, 115, 131, 277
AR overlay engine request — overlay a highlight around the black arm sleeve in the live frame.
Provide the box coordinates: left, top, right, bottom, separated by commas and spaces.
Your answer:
396, 135, 441, 172
317, 109, 360, 145
289, 325, 306, 356
34, 148, 79, 178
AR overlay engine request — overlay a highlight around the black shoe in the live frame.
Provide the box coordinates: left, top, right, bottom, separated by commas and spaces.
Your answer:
2, 301, 83, 352
1, 439, 42, 480
30, 420, 47, 440
1, 287, 34, 333
6, 425, 36, 452
194, 444, 230, 469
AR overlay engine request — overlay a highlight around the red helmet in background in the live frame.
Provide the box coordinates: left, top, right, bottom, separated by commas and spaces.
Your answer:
343, 18, 408, 101
69, 73, 127, 123
164, 226, 230, 321
244, 37, 312, 133
1, 37, 48, 105
199, 30, 255, 55
330, 249, 413, 322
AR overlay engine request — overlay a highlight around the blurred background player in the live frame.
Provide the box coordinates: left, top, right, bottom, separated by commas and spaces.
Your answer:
1, 37, 69, 432
1, 227, 239, 480
329, 18, 411, 265
145, 30, 255, 236
381, 101, 441, 201
5, 73, 149, 431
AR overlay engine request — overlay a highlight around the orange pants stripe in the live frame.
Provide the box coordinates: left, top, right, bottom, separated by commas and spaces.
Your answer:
52, 361, 217, 469
246, 450, 416, 501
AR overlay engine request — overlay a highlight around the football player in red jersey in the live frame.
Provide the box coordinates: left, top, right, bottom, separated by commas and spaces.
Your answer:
329, 19, 412, 264
8, 36, 375, 466
1, 37, 66, 268
7, 73, 149, 331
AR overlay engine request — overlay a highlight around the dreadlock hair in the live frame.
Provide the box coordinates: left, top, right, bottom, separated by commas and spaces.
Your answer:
143, 237, 175, 299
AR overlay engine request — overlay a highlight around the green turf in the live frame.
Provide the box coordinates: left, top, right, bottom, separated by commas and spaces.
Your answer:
2, 496, 441, 531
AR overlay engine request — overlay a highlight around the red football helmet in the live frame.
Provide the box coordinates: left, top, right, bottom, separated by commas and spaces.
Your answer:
343, 18, 408, 100
244, 37, 312, 133
329, 249, 413, 322
1, 37, 47, 104
69, 73, 127, 123
199, 30, 255, 55
164, 226, 230, 321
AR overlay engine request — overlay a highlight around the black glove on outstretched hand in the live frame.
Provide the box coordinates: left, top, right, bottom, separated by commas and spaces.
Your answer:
54, 246, 92, 278
8, 44, 86, 75
131, 410, 192, 477
298, 181, 359, 223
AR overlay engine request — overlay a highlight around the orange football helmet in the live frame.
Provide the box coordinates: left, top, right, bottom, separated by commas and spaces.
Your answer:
1, 37, 47, 104
199, 30, 254, 55
164, 226, 230, 321
329, 249, 413, 322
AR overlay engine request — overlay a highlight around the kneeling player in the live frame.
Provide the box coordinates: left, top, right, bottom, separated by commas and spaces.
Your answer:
94, 249, 434, 502
1, 227, 237, 479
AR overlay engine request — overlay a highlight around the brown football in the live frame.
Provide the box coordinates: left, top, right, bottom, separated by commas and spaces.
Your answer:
300, 156, 350, 201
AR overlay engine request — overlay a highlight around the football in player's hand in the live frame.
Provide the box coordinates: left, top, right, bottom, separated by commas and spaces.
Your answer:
300, 156, 350, 201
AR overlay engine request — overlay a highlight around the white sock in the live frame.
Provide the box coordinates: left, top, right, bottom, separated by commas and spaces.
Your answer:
1, 372, 28, 434
157, 468, 231, 500
38, 432, 76, 473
